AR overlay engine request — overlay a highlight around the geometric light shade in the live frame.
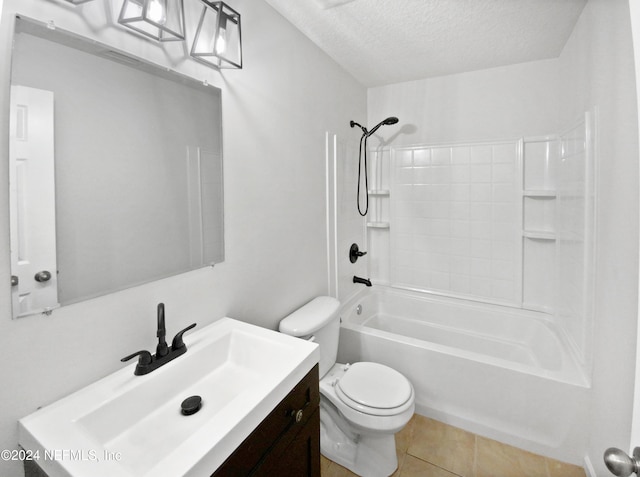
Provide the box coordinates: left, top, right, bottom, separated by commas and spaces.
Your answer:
118, 0, 186, 42
191, 1, 242, 69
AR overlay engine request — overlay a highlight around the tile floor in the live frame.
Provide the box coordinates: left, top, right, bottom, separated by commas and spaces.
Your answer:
320, 414, 586, 477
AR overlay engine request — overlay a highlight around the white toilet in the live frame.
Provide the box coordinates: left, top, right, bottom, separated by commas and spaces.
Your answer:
279, 296, 415, 477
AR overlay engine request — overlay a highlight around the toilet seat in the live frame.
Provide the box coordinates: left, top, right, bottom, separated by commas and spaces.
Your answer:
335, 362, 414, 416
320, 362, 416, 434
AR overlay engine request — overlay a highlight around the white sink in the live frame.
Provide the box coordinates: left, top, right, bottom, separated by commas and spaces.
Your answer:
19, 318, 319, 477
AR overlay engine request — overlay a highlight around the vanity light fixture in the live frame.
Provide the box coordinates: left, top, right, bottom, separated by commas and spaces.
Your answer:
118, 0, 186, 42
191, 1, 242, 69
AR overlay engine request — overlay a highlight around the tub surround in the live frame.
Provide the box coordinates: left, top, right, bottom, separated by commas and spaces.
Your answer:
359, 119, 595, 382
338, 286, 589, 464
364, 2, 638, 475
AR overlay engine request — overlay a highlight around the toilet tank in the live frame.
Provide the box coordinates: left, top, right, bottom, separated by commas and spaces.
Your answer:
279, 296, 340, 378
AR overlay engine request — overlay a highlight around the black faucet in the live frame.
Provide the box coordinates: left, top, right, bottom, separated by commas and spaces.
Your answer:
353, 276, 372, 287
121, 303, 197, 376
156, 303, 169, 358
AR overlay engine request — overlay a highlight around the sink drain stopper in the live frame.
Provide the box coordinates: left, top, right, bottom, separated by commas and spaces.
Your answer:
181, 395, 202, 415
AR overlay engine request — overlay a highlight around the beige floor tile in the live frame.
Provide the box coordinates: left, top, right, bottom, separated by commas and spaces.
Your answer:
399, 455, 460, 477
546, 458, 586, 477
322, 461, 359, 477
393, 449, 404, 475
392, 451, 406, 477
321, 455, 333, 474
391, 454, 405, 477
321, 415, 586, 477
396, 414, 418, 454
476, 436, 548, 477
407, 415, 476, 477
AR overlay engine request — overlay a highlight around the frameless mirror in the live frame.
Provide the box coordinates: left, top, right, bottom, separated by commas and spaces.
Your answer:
9, 16, 224, 318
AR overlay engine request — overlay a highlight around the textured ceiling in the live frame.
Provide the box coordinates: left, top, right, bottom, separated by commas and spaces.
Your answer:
263, 0, 587, 87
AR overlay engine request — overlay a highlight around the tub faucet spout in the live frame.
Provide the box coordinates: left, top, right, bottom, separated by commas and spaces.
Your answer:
353, 276, 372, 287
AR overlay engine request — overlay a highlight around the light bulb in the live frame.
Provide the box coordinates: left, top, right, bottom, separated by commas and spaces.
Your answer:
215, 26, 227, 55
147, 0, 166, 25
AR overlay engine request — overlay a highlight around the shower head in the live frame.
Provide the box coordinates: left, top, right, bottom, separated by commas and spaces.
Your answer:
350, 117, 399, 137
366, 116, 399, 136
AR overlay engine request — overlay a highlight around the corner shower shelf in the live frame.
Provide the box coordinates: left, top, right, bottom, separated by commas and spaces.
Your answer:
368, 189, 390, 196
523, 230, 556, 240
366, 222, 390, 229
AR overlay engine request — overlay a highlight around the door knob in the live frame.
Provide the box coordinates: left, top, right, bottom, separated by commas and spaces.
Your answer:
604, 447, 640, 476
34, 271, 52, 282
11, 275, 18, 286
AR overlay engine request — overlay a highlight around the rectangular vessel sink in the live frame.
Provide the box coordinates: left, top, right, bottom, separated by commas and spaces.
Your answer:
19, 318, 319, 477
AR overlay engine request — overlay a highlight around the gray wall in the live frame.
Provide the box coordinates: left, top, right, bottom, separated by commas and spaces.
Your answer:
0, 1, 367, 476
558, 0, 639, 474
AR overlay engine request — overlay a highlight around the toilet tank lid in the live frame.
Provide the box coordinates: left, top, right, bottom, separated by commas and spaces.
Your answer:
279, 296, 340, 337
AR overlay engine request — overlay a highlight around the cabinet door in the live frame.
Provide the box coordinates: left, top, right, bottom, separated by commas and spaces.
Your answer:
212, 365, 320, 476
253, 408, 320, 477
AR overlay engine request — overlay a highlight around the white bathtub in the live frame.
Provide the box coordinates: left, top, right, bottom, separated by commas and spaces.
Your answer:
337, 286, 590, 465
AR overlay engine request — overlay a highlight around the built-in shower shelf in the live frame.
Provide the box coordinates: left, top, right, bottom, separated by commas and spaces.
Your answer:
368, 189, 390, 196
523, 190, 556, 198
523, 230, 556, 240
367, 221, 390, 229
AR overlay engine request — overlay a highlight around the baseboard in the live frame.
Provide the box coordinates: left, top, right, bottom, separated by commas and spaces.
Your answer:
583, 454, 597, 477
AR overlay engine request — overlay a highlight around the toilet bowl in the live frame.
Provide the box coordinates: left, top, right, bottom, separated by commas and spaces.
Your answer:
279, 296, 415, 477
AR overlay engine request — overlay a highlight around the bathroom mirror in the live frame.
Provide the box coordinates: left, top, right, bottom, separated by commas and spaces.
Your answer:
8, 17, 224, 318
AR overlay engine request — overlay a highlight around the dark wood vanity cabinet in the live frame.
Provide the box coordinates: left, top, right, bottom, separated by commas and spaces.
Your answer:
212, 364, 320, 477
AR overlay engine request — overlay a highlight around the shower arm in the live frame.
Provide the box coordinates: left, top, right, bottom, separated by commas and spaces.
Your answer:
350, 120, 368, 136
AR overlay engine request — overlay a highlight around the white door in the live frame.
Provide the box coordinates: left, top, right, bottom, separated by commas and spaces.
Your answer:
631, 0, 640, 452
9, 85, 58, 318
606, 2, 640, 476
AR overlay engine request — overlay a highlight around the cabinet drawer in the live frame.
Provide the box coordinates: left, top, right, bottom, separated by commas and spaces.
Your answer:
213, 364, 319, 476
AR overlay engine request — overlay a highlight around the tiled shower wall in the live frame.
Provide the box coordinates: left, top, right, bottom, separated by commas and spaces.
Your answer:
389, 141, 522, 306
364, 117, 594, 353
